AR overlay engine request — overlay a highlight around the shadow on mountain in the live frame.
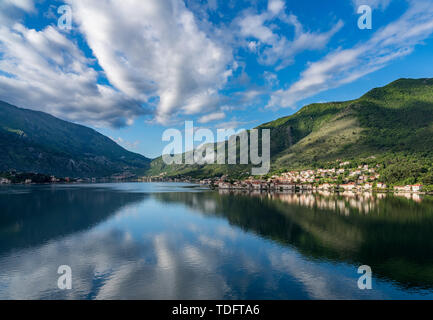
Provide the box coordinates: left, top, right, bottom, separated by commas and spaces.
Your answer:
0, 185, 148, 255
152, 191, 433, 290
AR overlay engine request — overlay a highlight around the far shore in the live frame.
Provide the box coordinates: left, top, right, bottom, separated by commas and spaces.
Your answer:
2, 175, 432, 195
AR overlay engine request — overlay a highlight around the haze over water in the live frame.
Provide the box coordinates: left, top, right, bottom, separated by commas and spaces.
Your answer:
0, 183, 432, 299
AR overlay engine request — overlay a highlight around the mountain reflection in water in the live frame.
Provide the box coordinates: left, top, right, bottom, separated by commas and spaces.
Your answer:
156, 190, 433, 291
0, 183, 432, 299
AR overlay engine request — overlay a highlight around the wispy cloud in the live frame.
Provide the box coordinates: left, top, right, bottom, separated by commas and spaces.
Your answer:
67, 0, 234, 124
0, 23, 144, 127
213, 117, 255, 131
237, 0, 343, 70
0, 0, 35, 24
267, 0, 433, 109
198, 111, 226, 124
352, 0, 392, 10
110, 136, 141, 151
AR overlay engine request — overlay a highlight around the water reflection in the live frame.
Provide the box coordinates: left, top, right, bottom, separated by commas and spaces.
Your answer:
0, 184, 432, 299
0, 184, 147, 255
155, 190, 433, 291
218, 189, 424, 214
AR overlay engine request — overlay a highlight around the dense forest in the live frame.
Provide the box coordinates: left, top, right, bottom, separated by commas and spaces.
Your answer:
148, 78, 433, 189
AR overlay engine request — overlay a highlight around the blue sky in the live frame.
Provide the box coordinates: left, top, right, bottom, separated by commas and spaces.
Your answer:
1, 0, 433, 158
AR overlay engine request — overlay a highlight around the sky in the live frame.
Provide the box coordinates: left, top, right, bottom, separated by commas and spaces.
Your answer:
1, 0, 433, 158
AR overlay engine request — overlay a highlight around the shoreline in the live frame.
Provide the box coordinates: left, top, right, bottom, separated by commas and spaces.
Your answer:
1, 180, 431, 195
212, 185, 428, 195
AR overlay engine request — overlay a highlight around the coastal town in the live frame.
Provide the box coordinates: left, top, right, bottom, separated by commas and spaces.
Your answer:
199, 162, 425, 194
0, 171, 96, 184
0, 170, 138, 184
0, 162, 426, 194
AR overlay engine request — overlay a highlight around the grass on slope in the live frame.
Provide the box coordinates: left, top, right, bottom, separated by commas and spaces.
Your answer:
147, 78, 433, 183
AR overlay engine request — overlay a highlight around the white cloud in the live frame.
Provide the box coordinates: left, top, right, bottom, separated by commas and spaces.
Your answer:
264, 71, 279, 88
352, 0, 391, 10
213, 117, 253, 131
239, 12, 277, 44
110, 136, 141, 151
198, 111, 226, 123
4, 0, 35, 12
0, 0, 35, 24
268, 0, 285, 15
267, 0, 433, 109
67, 0, 234, 124
238, 1, 343, 69
0, 0, 234, 126
0, 23, 144, 127
247, 41, 258, 52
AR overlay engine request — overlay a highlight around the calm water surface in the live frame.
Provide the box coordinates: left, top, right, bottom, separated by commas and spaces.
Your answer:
0, 182, 433, 299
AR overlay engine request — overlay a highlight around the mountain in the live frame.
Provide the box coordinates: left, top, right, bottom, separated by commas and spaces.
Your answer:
148, 78, 433, 185
0, 101, 150, 178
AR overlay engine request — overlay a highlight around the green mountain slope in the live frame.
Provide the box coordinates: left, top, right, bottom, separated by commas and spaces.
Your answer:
148, 78, 433, 183
267, 78, 433, 167
0, 101, 150, 177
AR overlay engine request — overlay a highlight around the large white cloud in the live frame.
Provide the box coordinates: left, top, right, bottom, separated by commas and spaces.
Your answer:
0, 0, 234, 127
0, 23, 144, 127
237, 0, 343, 70
267, 0, 433, 109
67, 0, 234, 124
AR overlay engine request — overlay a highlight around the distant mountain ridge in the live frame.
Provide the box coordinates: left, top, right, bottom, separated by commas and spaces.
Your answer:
0, 101, 150, 177
148, 78, 433, 185
3, 77, 433, 184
